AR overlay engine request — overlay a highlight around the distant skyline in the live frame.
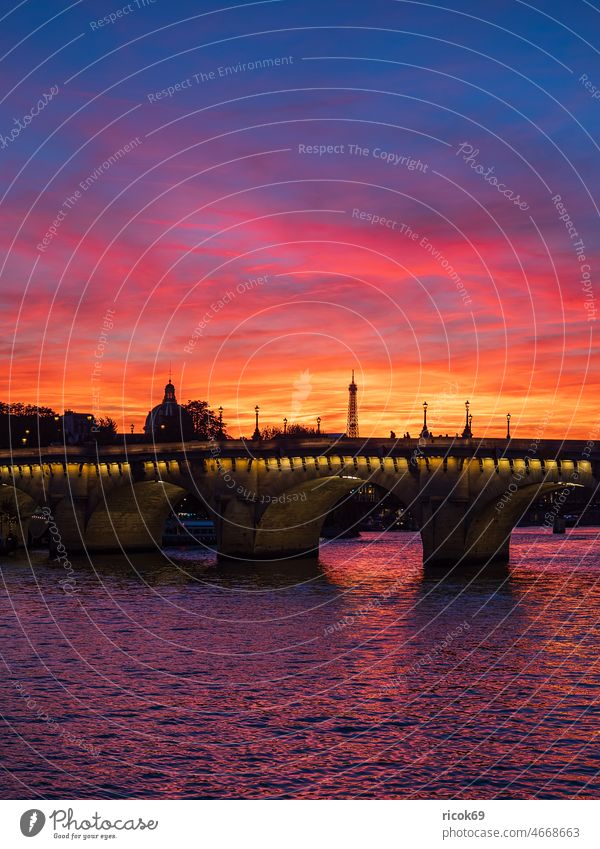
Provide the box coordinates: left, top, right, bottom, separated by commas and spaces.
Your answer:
1, 1, 598, 439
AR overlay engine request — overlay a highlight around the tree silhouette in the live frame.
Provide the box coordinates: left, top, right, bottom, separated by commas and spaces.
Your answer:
260, 423, 319, 439
183, 401, 228, 440
93, 417, 118, 444
0, 401, 60, 447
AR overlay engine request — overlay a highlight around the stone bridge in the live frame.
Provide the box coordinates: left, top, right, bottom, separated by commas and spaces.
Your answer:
0, 436, 598, 567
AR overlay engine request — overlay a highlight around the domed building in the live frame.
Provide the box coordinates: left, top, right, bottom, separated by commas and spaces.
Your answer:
144, 377, 194, 442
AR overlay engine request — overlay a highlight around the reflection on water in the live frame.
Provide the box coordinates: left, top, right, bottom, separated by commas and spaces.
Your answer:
0, 528, 599, 799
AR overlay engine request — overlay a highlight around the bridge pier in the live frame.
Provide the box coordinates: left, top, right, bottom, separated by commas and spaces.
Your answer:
216, 496, 259, 560
217, 476, 360, 561
419, 499, 510, 568
48, 496, 88, 553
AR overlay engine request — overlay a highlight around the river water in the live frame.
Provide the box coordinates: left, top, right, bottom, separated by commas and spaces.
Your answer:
1, 528, 599, 799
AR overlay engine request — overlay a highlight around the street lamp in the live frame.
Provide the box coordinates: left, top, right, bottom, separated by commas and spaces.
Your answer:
506, 413, 511, 440
130, 423, 134, 435
218, 406, 223, 437
253, 405, 260, 440
283, 417, 287, 436
462, 400, 472, 438
420, 401, 430, 438
316, 416, 321, 435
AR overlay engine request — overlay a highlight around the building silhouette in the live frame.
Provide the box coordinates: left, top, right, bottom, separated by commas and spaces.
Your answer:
62, 411, 95, 444
144, 376, 194, 442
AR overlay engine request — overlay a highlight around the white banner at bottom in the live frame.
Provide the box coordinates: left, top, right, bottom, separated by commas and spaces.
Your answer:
0, 799, 598, 848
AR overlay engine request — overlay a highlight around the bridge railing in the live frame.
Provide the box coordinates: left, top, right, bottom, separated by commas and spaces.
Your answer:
0, 435, 596, 464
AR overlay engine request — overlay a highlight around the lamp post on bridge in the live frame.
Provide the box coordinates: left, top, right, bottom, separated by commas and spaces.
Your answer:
506, 413, 511, 441
252, 405, 260, 440
283, 417, 287, 436
218, 406, 223, 438
317, 416, 321, 435
420, 401, 430, 438
462, 400, 472, 438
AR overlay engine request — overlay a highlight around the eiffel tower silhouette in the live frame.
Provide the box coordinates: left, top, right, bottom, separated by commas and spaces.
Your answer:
346, 370, 359, 438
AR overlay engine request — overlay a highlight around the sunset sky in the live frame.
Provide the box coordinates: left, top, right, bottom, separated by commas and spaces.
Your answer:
1, 0, 598, 438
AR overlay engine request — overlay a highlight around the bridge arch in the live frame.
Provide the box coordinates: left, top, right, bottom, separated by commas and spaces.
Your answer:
246, 475, 419, 560
250, 475, 363, 559
0, 483, 41, 548
84, 480, 190, 552
249, 472, 587, 567
419, 479, 584, 569
461, 481, 583, 566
